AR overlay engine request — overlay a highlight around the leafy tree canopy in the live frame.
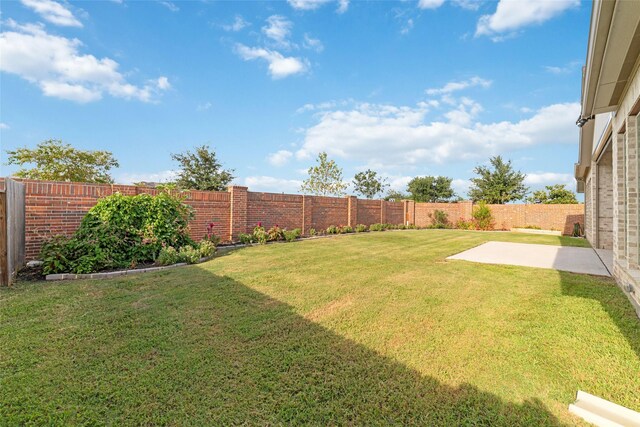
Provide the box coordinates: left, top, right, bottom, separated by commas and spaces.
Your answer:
171, 145, 234, 191
407, 176, 456, 203
6, 139, 119, 183
468, 156, 528, 204
384, 189, 410, 201
527, 184, 579, 204
353, 169, 389, 199
300, 152, 348, 196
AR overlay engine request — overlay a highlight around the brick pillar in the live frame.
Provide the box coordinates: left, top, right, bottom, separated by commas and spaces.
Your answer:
380, 200, 387, 224
347, 196, 358, 227
613, 132, 626, 265
302, 195, 314, 236
228, 186, 248, 241
404, 200, 415, 225
459, 200, 473, 221
627, 116, 638, 269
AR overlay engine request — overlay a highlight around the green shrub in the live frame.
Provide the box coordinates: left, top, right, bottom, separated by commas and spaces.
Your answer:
326, 225, 339, 234
339, 225, 354, 234
40, 192, 194, 274
472, 202, 494, 231
253, 225, 268, 244
522, 225, 542, 230
309, 228, 317, 236
267, 225, 284, 242
157, 246, 179, 266
355, 224, 368, 233
198, 240, 216, 258
283, 229, 301, 242
430, 210, 449, 229
454, 217, 474, 230
178, 245, 200, 264
369, 223, 385, 231
238, 233, 255, 244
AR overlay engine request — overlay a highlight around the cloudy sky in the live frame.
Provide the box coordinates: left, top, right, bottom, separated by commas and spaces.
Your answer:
0, 0, 588, 198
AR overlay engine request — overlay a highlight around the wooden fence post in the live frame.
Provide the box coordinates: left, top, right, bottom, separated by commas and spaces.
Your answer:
0, 191, 7, 286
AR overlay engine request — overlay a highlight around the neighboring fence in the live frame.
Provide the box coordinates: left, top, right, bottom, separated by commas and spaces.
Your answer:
0, 178, 585, 262
0, 179, 26, 286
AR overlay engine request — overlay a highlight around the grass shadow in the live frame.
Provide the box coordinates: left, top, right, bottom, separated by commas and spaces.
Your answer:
1, 267, 569, 425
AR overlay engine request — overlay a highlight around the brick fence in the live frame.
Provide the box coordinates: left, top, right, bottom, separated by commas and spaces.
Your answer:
0, 178, 585, 261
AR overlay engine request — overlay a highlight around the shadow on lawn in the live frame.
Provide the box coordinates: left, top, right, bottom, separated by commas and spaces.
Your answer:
559, 271, 640, 360
142, 267, 566, 425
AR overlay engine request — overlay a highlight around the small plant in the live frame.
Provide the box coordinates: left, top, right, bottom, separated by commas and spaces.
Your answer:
326, 225, 339, 234
178, 245, 200, 264
267, 225, 284, 242
283, 229, 301, 242
472, 202, 494, 231
522, 225, 542, 230
198, 240, 216, 258
238, 233, 255, 244
573, 222, 583, 237
369, 223, 385, 231
203, 222, 221, 246
430, 210, 449, 229
355, 224, 368, 233
253, 223, 268, 244
454, 217, 474, 230
339, 225, 354, 234
309, 228, 317, 236
157, 246, 179, 266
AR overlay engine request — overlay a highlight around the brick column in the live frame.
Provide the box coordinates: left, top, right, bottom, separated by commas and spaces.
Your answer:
627, 116, 639, 269
380, 200, 387, 224
404, 200, 415, 225
302, 195, 314, 236
228, 186, 248, 241
613, 132, 626, 265
347, 196, 358, 227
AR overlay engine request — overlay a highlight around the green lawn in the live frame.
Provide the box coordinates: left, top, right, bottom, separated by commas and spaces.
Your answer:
1, 230, 638, 425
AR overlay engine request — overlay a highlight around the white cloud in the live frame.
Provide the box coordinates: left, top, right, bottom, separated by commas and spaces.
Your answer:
401, 18, 414, 35
117, 170, 178, 185
20, 0, 82, 27
235, 43, 308, 79
295, 99, 580, 168
544, 61, 581, 75
0, 123, 9, 130
452, 178, 471, 196
288, 0, 348, 13
0, 20, 170, 103
476, 0, 579, 38
452, 0, 481, 11
524, 172, 574, 186
262, 15, 293, 48
223, 15, 249, 32
197, 101, 212, 111
418, 0, 445, 10
245, 175, 303, 193
303, 34, 324, 52
426, 76, 492, 95
267, 150, 294, 167
159, 1, 179, 12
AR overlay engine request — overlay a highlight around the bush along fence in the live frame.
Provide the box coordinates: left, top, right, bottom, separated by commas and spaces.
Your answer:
0, 178, 585, 262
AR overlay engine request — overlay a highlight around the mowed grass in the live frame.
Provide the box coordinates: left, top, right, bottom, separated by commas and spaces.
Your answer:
1, 230, 638, 426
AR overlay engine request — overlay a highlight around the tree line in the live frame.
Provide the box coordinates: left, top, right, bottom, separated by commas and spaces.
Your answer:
5, 139, 578, 204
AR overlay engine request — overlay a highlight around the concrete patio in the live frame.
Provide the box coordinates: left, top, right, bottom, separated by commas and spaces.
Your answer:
448, 241, 612, 277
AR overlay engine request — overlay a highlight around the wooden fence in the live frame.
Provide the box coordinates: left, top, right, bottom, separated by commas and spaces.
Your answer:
0, 179, 26, 286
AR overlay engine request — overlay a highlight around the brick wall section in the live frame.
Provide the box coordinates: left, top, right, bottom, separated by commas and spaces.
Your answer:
2, 178, 585, 260
247, 191, 304, 232
597, 149, 614, 249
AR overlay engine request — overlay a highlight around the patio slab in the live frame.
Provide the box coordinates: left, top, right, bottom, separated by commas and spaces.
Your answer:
447, 241, 611, 277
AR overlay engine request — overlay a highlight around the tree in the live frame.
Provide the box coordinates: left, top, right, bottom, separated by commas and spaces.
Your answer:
171, 145, 234, 191
5, 139, 119, 183
407, 176, 456, 202
352, 169, 388, 199
384, 189, 410, 201
527, 184, 579, 204
300, 152, 348, 196
468, 156, 528, 204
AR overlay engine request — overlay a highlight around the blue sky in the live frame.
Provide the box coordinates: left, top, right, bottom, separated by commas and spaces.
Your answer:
0, 0, 589, 198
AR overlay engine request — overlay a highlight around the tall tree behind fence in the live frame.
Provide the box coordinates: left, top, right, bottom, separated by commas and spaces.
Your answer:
0, 179, 26, 286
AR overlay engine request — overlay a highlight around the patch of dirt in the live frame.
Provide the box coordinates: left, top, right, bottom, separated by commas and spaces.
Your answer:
16, 266, 45, 282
